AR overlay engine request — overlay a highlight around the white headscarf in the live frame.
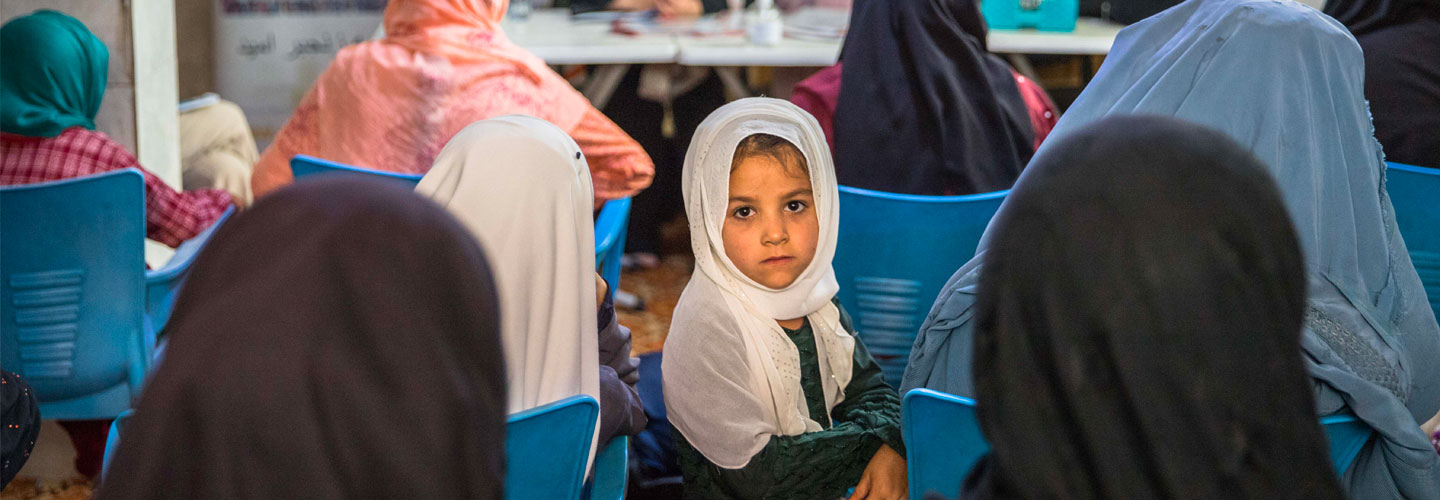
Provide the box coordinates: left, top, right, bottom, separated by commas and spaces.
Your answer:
417, 115, 601, 418
662, 98, 856, 469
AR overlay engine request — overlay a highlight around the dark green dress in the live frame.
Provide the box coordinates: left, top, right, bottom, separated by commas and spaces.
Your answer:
675, 303, 906, 499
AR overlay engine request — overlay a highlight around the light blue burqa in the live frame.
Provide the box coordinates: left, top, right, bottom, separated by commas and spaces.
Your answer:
898, 0, 1440, 497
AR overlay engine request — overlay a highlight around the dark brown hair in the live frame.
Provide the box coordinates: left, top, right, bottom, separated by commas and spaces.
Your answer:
730, 133, 809, 176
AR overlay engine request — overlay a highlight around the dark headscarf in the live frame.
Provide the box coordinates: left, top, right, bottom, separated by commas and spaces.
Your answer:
96, 178, 507, 500
1324, 0, 1440, 167
0, 10, 108, 137
832, 0, 1034, 196
966, 116, 1346, 500
1324, 0, 1439, 34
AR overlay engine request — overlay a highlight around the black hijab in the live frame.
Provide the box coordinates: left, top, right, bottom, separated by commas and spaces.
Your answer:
966, 116, 1346, 500
96, 178, 506, 500
1324, 0, 1440, 167
1324, 0, 1439, 34
833, 0, 1035, 196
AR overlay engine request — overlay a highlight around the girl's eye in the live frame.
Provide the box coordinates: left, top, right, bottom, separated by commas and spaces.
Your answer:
785, 200, 807, 213
733, 206, 754, 219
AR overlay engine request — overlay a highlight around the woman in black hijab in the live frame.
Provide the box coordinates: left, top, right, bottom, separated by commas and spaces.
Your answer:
1324, 0, 1440, 167
96, 177, 507, 500
962, 116, 1347, 500
832, 0, 1036, 196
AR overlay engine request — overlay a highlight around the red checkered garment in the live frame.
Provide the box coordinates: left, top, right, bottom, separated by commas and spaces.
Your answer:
1, 128, 232, 247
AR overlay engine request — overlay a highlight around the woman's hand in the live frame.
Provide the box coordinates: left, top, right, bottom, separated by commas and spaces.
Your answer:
1424, 410, 1440, 456
851, 444, 907, 500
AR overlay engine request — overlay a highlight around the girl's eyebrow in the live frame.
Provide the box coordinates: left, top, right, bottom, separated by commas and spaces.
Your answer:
729, 195, 757, 204
783, 188, 814, 199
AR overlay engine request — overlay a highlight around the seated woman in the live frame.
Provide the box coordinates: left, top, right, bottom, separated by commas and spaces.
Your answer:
0, 10, 233, 248
664, 99, 906, 499
790, 0, 1054, 196
418, 116, 645, 450
902, 0, 1440, 497
1324, 0, 1440, 167
1, 11, 235, 477
961, 115, 1347, 500
249, 0, 654, 205
97, 178, 507, 500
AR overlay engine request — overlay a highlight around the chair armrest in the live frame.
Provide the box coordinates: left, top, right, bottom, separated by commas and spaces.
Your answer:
145, 206, 235, 331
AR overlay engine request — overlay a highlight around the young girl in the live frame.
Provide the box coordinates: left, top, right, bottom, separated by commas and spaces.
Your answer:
663, 98, 906, 500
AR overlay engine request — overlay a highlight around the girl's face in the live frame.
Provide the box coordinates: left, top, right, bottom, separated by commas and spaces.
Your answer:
721, 154, 819, 290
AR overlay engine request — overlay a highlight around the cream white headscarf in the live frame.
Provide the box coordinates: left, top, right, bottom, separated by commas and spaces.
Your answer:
417, 115, 601, 418
662, 98, 856, 469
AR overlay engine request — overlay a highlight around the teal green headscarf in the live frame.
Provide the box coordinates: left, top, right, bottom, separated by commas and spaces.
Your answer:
0, 10, 109, 137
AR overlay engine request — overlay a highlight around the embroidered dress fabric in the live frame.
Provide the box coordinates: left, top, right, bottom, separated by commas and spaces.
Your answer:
663, 98, 856, 469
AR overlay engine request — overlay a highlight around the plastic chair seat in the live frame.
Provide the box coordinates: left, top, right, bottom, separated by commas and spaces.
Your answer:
583, 436, 629, 500
1320, 414, 1372, 476
506, 395, 600, 500
1385, 162, 1440, 321
902, 389, 989, 500
834, 187, 1007, 388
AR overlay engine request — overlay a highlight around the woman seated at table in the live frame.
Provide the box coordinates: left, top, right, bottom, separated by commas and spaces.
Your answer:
791, 0, 1057, 196
249, 0, 654, 206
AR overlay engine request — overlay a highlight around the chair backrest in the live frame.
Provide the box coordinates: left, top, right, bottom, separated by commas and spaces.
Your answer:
834, 186, 1007, 387
902, 388, 989, 500
1320, 414, 1372, 476
290, 155, 423, 187
506, 395, 600, 500
1386, 162, 1440, 321
583, 436, 630, 500
1, 170, 150, 420
101, 408, 136, 479
594, 197, 631, 300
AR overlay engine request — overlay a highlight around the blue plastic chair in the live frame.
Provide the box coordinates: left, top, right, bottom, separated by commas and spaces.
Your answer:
2, 170, 153, 420
291, 155, 633, 298
1320, 414, 1372, 476
1386, 162, 1440, 321
290, 154, 424, 187
145, 205, 234, 332
583, 436, 630, 500
507, 395, 600, 500
834, 187, 1008, 387
901, 388, 989, 500
594, 197, 631, 300
100, 408, 135, 479
2, 169, 226, 421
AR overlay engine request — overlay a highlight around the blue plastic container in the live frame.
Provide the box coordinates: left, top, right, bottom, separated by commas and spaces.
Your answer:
983, 0, 1079, 32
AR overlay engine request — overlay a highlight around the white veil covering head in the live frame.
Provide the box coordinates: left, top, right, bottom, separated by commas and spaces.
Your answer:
662, 98, 856, 468
902, 0, 1440, 496
416, 115, 601, 417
